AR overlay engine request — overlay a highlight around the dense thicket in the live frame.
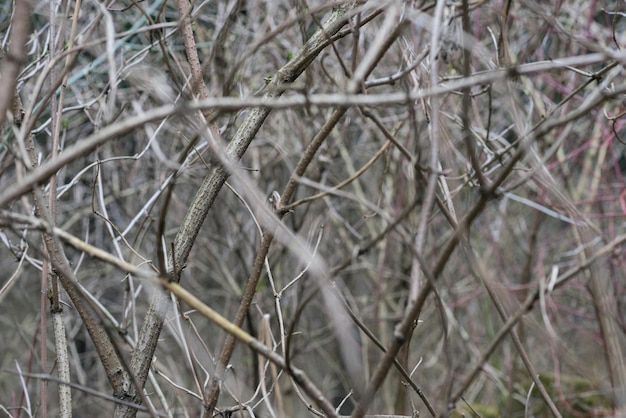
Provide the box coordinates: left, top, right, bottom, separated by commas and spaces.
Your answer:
1, 1, 625, 417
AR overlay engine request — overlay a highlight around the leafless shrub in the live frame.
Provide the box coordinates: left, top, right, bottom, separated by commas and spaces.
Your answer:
1, 0, 625, 417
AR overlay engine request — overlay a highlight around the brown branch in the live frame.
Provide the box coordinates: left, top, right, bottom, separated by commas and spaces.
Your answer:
284, 138, 392, 211
23, 155, 128, 399
176, 0, 210, 109
0, 0, 30, 129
